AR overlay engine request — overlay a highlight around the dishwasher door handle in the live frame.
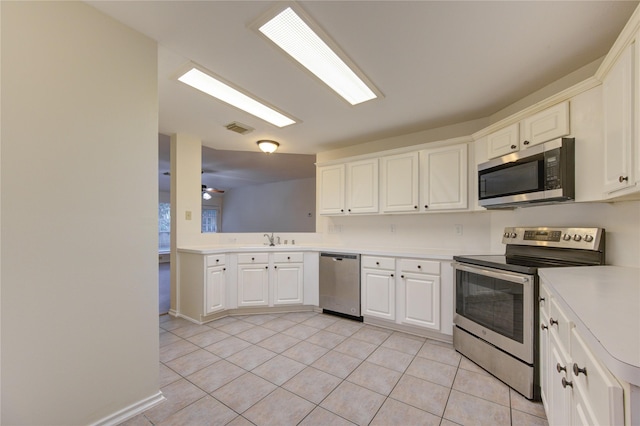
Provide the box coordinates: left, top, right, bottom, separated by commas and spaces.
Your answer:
332, 258, 343, 261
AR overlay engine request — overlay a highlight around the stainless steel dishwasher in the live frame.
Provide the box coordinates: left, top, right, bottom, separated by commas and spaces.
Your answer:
319, 252, 361, 320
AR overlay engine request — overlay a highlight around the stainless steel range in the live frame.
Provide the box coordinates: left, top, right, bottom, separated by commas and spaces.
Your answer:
453, 226, 605, 400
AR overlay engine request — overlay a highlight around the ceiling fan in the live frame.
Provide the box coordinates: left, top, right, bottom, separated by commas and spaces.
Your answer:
162, 171, 225, 197
202, 184, 224, 200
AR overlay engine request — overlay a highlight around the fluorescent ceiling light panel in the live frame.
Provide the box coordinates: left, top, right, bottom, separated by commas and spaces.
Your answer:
259, 7, 378, 105
177, 67, 296, 128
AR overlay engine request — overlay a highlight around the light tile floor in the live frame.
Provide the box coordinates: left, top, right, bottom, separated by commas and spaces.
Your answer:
123, 312, 548, 426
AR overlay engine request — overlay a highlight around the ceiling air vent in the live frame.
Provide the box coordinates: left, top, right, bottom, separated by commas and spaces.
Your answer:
225, 121, 254, 135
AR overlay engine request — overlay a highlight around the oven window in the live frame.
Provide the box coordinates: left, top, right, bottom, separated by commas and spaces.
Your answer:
479, 160, 543, 199
456, 269, 524, 343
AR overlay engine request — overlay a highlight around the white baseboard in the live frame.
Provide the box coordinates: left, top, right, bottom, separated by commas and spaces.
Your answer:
90, 391, 165, 426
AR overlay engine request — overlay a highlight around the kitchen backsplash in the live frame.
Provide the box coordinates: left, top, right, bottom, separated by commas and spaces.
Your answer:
321, 200, 640, 267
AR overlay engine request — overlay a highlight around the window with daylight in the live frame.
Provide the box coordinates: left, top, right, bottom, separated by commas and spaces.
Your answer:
202, 208, 220, 233
159, 203, 171, 251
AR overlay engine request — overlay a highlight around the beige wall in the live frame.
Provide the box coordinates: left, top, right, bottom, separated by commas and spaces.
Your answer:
1, 2, 160, 424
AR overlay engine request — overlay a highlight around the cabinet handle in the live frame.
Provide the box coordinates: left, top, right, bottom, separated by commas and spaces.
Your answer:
561, 377, 573, 389
510, 144, 517, 149
556, 363, 566, 373
549, 317, 558, 326
265, 266, 268, 269
251, 257, 255, 261
619, 175, 629, 183
523, 140, 530, 145
287, 256, 290, 260
573, 363, 587, 377
417, 265, 421, 269
414, 205, 418, 209
541, 323, 548, 330
274, 265, 278, 269
216, 259, 219, 263
401, 275, 405, 279
539, 296, 545, 302
340, 209, 344, 212
376, 262, 380, 265
390, 274, 394, 278
223, 267, 226, 271
424, 205, 428, 209
348, 209, 351, 212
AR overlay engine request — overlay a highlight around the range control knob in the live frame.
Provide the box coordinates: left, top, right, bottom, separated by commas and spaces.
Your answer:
584, 235, 594, 243
573, 234, 582, 242
503, 232, 510, 238
509, 232, 517, 238
562, 234, 572, 241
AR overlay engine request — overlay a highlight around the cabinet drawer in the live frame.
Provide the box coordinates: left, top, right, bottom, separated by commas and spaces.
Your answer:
237, 253, 269, 264
362, 256, 395, 270
570, 327, 624, 426
206, 255, 226, 267
549, 298, 572, 350
398, 259, 439, 275
273, 252, 303, 263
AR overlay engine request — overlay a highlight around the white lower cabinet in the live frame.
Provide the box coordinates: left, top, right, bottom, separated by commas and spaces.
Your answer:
237, 252, 304, 308
540, 281, 624, 426
362, 256, 445, 335
272, 253, 304, 305
397, 259, 440, 330
205, 263, 226, 314
361, 256, 396, 320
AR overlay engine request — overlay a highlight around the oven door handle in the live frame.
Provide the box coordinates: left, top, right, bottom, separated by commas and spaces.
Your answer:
453, 262, 531, 284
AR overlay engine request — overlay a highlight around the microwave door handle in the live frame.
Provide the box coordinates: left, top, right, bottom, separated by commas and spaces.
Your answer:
453, 263, 530, 284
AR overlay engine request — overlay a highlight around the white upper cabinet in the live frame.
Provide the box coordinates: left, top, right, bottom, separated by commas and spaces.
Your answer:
603, 40, 636, 195
318, 164, 345, 215
380, 151, 420, 212
420, 144, 468, 211
487, 123, 520, 158
521, 102, 570, 149
487, 102, 570, 160
346, 159, 379, 214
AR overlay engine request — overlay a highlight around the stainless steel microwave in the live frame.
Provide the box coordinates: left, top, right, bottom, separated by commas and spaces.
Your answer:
478, 138, 575, 209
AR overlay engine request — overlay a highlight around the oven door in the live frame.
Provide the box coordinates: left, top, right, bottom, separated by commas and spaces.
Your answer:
453, 262, 535, 364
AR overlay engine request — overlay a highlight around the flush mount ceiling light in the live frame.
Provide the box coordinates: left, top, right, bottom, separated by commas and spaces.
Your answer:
257, 140, 280, 154
176, 64, 296, 128
255, 5, 381, 105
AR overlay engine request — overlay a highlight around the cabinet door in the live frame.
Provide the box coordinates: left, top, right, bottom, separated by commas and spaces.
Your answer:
237, 264, 269, 307
398, 272, 440, 330
318, 164, 345, 215
380, 152, 419, 212
487, 123, 519, 159
570, 327, 624, 426
549, 332, 572, 426
521, 102, 570, 148
346, 159, 379, 214
362, 268, 395, 320
420, 144, 468, 211
540, 311, 550, 412
205, 266, 226, 314
539, 284, 552, 411
603, 42, 635, 194
273, 263, 303, 305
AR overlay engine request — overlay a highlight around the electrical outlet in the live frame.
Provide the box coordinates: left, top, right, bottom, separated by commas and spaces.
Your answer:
185, 210, 192, 220
454, 224, 463, 236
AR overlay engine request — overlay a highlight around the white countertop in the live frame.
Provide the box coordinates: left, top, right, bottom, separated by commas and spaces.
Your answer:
176, 244, 482, 260
539, 266, 640, 386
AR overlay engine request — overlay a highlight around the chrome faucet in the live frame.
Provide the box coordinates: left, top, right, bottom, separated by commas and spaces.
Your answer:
264, 233, 275, 246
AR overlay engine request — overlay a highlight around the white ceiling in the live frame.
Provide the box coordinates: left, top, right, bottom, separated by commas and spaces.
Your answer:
89, 1, 638, 190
